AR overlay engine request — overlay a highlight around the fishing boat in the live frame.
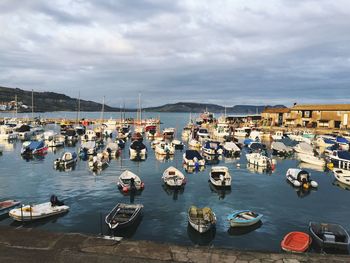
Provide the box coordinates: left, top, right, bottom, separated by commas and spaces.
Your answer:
188, 206, 216, 233
188, 139, 201, 149
298, 153, 325, 167
328, 150, 350, 170
209, 166, 231, 188
222, 141, 240, 157
0, 200, 21, 216
105, 203, 143, 230
227, 210, 263, 227
163, 127, 175, 139
20, 140, 48, 156
171, 139, 184, 150
183, 150, 205, 167
293, 142, 314, 155
333, 169, 350, 186
9, 201, 69, 222
162, 166, 186, 187
129, 140, 147, 159
246, 153, 271, 168
54, 151, 77, 168
286, 168, 318, 188
281, 232, 311, 253
105, 142, 120, 158
155, 141, 175, 155
271, 141, 293, 156
309, 222, 350, 251
117, 170, 145, 192
202, 141, 223, 155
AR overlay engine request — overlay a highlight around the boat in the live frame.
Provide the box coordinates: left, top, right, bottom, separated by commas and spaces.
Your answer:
145, 125, 157, 138
162, 166, 186, 187
117, 170, 145, 192
151, 139, 162, 149
79, 141, 96, 157
0, 125, 18, 140
234, 127, 251, 137
0, 200, 21, 216
336, 136, 350, 151
227, 210, 263, 228
315, 136, 336, 148
47, 135, 65, 147
246, 153, 271, 168
213, 123, 230, 139
105, 203, 143, 230
81, 129, 97, 141
88, 151, 109, 170
222, 141, 240, 157
188, 139, 201, 149
171, 139, 184, 150
293, 142, 314, 155
116, 139, 125, 149
202, 141, 223, 155
197, 128, 210, 140
183, 150, 205, 167
20, 140, 48, 156
309, 222, 350, 251
271, 131, 284, 141
9, 201, 69, 222
333, 169, 350, 186
188, 206, 216, 233
247, 142, 267, 153
281, 232, 311, 253
129, 140, 147, 159
209, 166, 231, 187
105, 142, 120, 158
329, 150, 350, 170
271, 142, 293, 156
54, 151, 77, 169
131, 132, 143, 142
155, 141, 175, 155
163, 127, 175, 139
297, 153, 325, 167
286, 168, 318, 188
249, 130, 263, 141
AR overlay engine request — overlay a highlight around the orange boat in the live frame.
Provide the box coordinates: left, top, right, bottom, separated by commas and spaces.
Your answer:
281, 231, 311, 253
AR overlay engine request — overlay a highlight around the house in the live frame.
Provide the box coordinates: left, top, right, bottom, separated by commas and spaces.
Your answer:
261, 108, 290, 126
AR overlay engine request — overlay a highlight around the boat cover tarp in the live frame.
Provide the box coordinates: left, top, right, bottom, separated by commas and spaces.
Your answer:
296, 142, 313, 152
81, 141, 96, 149
203, 141, 220, 150
65, 129, 76, 136
28, 141, 45, 150
336, 136, 349, 144
185, 150, 203, 160
223, 142, 240, 152
16, 125, 31, 132
337, 151, 350, 160
272, 142, 290, 152
130, 141, 146, 150
249, 142, 266, 151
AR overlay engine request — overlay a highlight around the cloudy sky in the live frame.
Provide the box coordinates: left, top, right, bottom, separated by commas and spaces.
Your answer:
1, 0, 350, 107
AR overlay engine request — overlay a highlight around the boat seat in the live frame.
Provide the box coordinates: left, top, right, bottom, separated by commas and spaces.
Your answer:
240, 214, 255, 220
323, 232, 335, 242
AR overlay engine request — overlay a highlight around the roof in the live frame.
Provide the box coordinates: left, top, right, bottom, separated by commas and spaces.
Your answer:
291, 104, 350, 111
262, 108, 290, 114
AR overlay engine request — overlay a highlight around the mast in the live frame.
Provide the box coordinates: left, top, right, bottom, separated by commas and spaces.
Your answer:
15, 94, 18, 118
138, 93, 142, 125
100, 96, 105, 122
31, 89, 34, 119
77, 91, 81, 124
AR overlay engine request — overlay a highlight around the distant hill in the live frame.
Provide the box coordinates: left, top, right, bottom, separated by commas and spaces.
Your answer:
0, 86, 121, 112
144, 102, 286, 114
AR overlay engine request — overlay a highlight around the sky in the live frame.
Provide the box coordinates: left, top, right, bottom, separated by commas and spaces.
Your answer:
1, 0, 350, 108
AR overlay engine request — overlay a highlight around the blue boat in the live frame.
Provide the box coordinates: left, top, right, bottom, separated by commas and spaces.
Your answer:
20, 141, 47, 155
227, 210, 263, 228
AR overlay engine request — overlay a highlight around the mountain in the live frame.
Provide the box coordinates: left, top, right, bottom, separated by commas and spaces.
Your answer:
144, 102, 286, 113
0, 86, 121, 112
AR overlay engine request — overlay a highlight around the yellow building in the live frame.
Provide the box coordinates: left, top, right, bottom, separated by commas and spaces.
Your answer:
261, 108, 290, 126
287, 104, 350, 128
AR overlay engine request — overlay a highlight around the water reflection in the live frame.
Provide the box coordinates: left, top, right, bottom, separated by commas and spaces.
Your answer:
162, 184, 185, 200
299, 162, 327, 172
246, 163, 272, 175
155, 153, 174, 162
9, 212, 68, 228
208, 183, 231, 200
333, 180, 350, 191
187, 223, 216, 246
227, 221, 263, 236
183, 164, 205, 174
203, 154, 220, 165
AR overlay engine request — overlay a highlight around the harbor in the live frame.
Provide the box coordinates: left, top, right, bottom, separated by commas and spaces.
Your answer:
1, 110, 350, 256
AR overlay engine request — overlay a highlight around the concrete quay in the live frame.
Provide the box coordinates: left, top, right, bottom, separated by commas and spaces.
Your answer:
0, 226, 349, 263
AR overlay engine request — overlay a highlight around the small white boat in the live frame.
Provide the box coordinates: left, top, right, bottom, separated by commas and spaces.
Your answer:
129, 140, 147, 159
105, 142, 119, 158
88, 151, 109, 169
209, 166, 231, 187
249, 130, 263, 141
286, 168, 318, 188
171, 139, 184, 150
151, 139, 163, 149
197, 128, 210, 139
54, 151, 77, 168
333, 169, 350, 186
271, 142, 293, 156
246, 153, 271, 167
163, 127, 175, 139
234, 127, 250, 137
293, 142, 314, 155
117, 170, 144, 192
9, 202, 69, 222
271, 131, 284, 141
81, 129, 97, 141
298, 153, 325, 167
162, 166, 186, 187
80, 141, 96, 156
188, 139, 201, 149
183, 150, 205, 167
222, 141, 240, 157
188, 206, 216, 233
155, 141, 175, 155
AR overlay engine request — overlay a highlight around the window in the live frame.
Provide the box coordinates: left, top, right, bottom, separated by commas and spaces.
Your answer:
304, 111, 310, 118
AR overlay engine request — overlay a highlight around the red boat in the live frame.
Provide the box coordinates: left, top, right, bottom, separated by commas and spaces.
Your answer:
281, 231, 311, 253
0, 200, 21, 216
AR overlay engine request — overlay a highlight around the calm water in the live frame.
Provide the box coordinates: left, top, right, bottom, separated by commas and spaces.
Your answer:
0, 112, 349, 253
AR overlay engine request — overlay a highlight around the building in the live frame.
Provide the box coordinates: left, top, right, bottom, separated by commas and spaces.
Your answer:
261, 108, 290, 126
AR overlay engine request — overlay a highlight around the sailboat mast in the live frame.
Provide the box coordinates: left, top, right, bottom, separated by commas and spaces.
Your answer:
15, 94, 18, 118
138, 93, 142, 125
76, 91, 80, 124
31, 89, 34, 119
100, 96, 105, 122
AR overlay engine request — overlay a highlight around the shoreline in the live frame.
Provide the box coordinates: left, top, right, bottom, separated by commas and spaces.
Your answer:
0, 226, 349, 262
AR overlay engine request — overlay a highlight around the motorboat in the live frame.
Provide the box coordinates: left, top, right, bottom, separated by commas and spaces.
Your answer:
202, 140, 223, 155
249, 130, 263, 141
105, 142, 120, 158
188, 206, 216, 233
293, 142, 314, 155
328, 150, 350, 170
155, 141, 175, 155
333, 169, 350, 186
163, 127, 175, 139
222, 141, 240, 157
21, 140, 48, 156
81, 129, 96, 142
0, 125, 18, 140
309, 222, 350, 251
271, 131, 284, 141
188, 139, 201, 149
129, 140, 147, 159
246, 153, 271, 168
9, 201, 69, 222
116, 139, 125, 149
183, 150, 205, 167
162, 166, 186, 188
54, 151, 77, 169
117, 170, 144, 192
88, 151, 109, 170
213, 123, 230, 139
271, 141, 293, 156
209, 166, 231, 188
0, 200, 21, 216
131, 132, 143, 142
79, 141, 96, 157
171, 139, 184, 150
105, 203, 143, 230
197, 128, 210, 140
286, 168, 318, 188
234, 127, 251, 137
297, 153, 325, 167
227, 210, 263, 228
281, 232, 311, 253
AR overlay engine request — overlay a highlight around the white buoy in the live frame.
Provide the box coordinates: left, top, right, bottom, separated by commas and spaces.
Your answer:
236, 163, 241, 168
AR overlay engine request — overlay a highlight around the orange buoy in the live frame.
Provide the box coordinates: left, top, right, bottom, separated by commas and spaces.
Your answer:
281, 231, 311, 253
